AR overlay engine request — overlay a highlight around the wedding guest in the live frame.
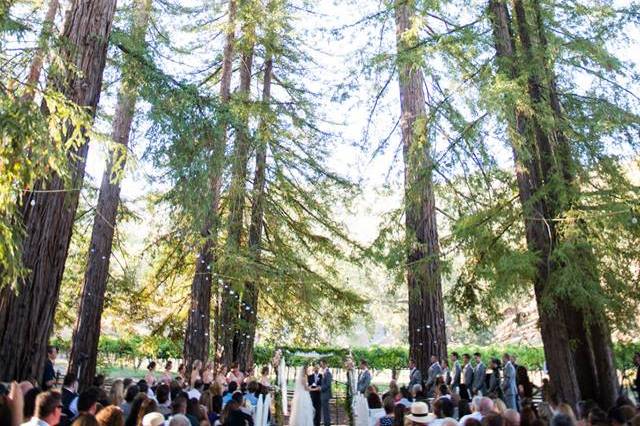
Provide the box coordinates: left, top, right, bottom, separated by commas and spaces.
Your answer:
222, 382, 238, 407
442, 360, 451, 387
142, 412, 165, 426
146, 362, 157, 387
552, 413, 576, 426
216, 366, 228, 389
462, 355, 474, 400
472, 353, 487, 396
43, 346, 59, 390
72, 414, 99, 426
169, 414, 191, 426
426, 356, 442, 396
504, 409, 520, 426
125, 394, 149, 426
156, 384, 172, 416
393, 404, 405, 426
119, 385, 139, 419
76, 387, 101, 419
494, 399, 507, 415
136, 398, 158, 426
357, 360, 372, 394
382, 380, 399, 401
187, 380, 204, 401
202, 362, 214, 389
259, 366, 270, 388
487, 359, 502, 399
24, 387, 42, 421
406, 401, 435, 426
245, 381, 259, 406
451, 353, 462, 392
376, 397, 396, 426
62, 374, 79, 421
190, 361, 203, 389
432, 398, 455, 426
177, 364, 187, 382
408, 360, 422, 389
186, 398, 207, 425
227, 364, 243, 386
397, 386, 413, 408
109, 380, 125, 407
25, 390, 63, 426
95, 405, 125, 426
368, 392, 383, 409
162, 361, 174, 384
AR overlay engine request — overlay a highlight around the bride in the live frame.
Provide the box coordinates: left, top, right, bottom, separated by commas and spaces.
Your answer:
289, 364, 315, 426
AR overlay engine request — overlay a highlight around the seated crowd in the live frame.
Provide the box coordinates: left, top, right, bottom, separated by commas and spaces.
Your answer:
0, 358, 272, 426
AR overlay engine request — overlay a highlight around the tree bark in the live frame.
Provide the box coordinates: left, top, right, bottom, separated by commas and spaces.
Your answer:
68, 0, 151, 390
235, 56, 272, 371
186, 0, 237, 369
529, 0, 619, 408
488, 0, 581, 406
22, 0, 59, 101
0, 0, 117, 382
394, 0, 447, 375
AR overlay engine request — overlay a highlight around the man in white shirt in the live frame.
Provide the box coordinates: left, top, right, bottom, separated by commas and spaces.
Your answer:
187, 379, 203, 400
22, 391, 63, 426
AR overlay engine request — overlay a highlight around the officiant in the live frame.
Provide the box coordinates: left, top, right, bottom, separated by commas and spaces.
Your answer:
309, 364, 323, 426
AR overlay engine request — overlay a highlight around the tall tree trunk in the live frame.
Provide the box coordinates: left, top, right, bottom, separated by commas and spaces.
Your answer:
529, 0, 619, 408
68, 0, 151, 390
0, 0, 117, 382
235, 56, 272, 371
229, 34, 255, 366
488, 0, 581, 406
186, 0, 237, 369
394, 0, 447, 375
22, 0, 59, 101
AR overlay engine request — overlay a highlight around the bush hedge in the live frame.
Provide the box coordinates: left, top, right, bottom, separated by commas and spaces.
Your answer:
51, 335, 640, 371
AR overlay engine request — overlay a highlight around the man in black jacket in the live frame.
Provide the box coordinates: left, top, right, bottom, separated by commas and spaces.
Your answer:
308, 365, 323, 426
634, 352, 640, 401
60, 373, 78, 424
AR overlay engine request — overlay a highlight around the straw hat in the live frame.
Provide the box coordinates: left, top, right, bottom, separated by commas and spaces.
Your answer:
406, 401, 436, 424
142, 412, 166, 426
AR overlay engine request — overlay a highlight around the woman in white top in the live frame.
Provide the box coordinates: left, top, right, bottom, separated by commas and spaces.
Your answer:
145, 361, 157, 386
190, 359, 202, 388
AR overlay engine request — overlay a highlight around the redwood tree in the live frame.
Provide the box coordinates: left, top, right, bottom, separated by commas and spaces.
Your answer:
0, 0, 117, 382
394, 0, 447, 373
68, 0, 152, 390
184, 0, 237, 368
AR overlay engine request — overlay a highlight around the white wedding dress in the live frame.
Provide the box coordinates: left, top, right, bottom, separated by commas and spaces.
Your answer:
289, 368, 315, 426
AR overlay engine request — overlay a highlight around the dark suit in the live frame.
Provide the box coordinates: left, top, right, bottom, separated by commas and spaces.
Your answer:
634, 366, 640, 400
321, 369, 333, 426
309, 373, 322, 426
42, 359, 56, 389
61, 387, 77, 420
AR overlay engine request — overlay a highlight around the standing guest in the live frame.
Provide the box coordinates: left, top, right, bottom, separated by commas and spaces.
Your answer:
145, 362, 157, 387
472, 353, 486, 396
259, 367, 270, 388
109, 380, 125, 407
493, 399, 507, 415
462, 354, 474, 399
442, 360, 451, 387
408, 360, 422, 389
61, 374, 79, 422
227, 364, 243, 386
162, 361, 174, 385
119, 385, 139, 419
552, 414, 576, 426
487, 359, 502, 399
516, 365, 534, 402
24, 391, 63, 426
43, 346, 58, 390
405, 401, 435, 426
244, 367, 256, 384
95, 405, 125, 426
190, 361, 203, 389
376, 397, 396, 426
357, 360, 372, 395
520, 407, 538, 426
502, 354, 517, 410
451, 353, 462, 392
426, 355, 442, 396
177, 364, 187, 382
202, 362, 214, 389
216, 366, 228, 390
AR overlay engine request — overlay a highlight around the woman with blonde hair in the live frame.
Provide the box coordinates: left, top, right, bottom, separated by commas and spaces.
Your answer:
191, 360, 203, 388
109, 379, 125, 407
96, 405, 125, 426
493, 398, 507, 414
202, 361, 214, 389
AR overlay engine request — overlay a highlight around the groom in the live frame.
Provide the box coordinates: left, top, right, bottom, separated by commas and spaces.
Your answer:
320, 359, 333, 426
309, 364, 323, 426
